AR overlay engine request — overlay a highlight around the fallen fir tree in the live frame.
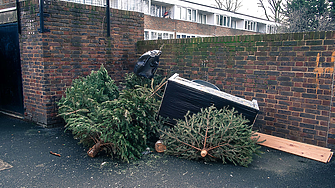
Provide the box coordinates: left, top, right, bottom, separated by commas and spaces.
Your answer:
57, 65, 165, 162
160, 106, 263, 167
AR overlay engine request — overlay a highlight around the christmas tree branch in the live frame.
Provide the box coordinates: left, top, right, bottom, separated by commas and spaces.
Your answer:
163, 131, 202, 151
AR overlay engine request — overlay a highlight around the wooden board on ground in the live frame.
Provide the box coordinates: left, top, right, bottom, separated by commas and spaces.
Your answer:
252, 132, 333, 163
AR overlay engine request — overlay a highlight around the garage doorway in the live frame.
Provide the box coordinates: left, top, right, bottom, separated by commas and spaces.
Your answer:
0, 23, 23, 115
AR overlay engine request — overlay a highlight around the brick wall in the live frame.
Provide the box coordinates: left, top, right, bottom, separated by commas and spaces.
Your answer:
19, 0, 143, 126
137, 31, 335, 149
0, 0, 15, 8
0, 0, 16, 23
0, 0, 15, 4
144, 15, 256, 36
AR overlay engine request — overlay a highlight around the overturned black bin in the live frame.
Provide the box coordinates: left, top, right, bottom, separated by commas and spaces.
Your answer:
158, 74, 259, 126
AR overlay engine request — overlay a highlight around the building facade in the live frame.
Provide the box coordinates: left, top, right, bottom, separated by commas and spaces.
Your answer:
62, 0, 277, 40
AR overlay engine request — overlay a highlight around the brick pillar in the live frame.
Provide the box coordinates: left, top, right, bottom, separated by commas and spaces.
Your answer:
19, 0, 144, 127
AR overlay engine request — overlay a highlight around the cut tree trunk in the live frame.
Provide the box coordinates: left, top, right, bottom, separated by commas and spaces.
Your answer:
87, 141, 102, 158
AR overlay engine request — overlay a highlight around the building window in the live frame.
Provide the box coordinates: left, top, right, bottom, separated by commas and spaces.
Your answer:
231, 20, 236, 28
192, 10, 196, 22
151, 5, 156, 16
144, 31, 149, 40
175, 7, 180, 19
170, 34, 174, 39
245, 20, 257, 31
111, 0, 119, 9
129, 0, 135, 11
217, 15, 222, 25
144, 30, 175, 40
187, 9, 192, 21
181, 7, 186, 20
141, 0, 149, 14
163, 33, 169, 39
217, 15, 230, 27
151, 32, 157, 40
267, 25, 276, 34
151, 4, 165, 17
162, 6, 166, 17
199, 13, 206, 24
157, 6, 161, 17
181, 8, 196, 22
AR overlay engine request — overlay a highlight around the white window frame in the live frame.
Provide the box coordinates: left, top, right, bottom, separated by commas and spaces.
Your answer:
245, 20, 257, 31
144, 31, 149, 40
151, 31, 158, 40
187, 9, 192, 21
192, 9, 196, 22
180, 7, 186, 20
199, 13, 206, 24
175, 6, 181, 19
145, 29, 175, 40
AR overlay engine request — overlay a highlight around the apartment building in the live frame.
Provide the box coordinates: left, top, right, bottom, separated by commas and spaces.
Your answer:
0, 0, 277, 40
50, 0, 276, 40
106, 0, 277, 40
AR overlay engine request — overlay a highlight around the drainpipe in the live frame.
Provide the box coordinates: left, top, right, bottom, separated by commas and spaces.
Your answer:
38, 0, 49, 33
174, 21, 176, 39
106, 0, 110, 37
327, 53, 335, 148
39, 0, 44, 33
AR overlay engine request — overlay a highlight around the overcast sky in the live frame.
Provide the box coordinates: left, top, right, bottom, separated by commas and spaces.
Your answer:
191, 0, 267, 19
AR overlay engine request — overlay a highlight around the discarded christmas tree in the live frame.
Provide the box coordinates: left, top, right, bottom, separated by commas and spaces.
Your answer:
160, 106, 263, 167
58, 66, 164, 162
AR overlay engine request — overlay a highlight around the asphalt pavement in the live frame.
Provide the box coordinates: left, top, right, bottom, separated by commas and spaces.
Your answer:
0, 113, 334, 188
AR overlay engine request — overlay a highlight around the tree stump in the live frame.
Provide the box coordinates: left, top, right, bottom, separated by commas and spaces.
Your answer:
87, 141, 101, 158
155, 140, 166, 153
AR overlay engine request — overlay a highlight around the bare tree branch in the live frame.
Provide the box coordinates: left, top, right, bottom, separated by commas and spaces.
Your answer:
215, 0, 242, 12
258, 0, 284, 22
258, 0, 270, 20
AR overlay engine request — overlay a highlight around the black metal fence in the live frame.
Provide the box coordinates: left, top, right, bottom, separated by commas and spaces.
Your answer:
61, 0, 106, 7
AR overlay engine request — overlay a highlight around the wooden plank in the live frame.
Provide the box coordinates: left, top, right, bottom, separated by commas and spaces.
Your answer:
252, 132, 333, 163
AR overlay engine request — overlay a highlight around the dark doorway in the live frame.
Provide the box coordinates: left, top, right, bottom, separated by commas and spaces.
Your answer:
0, 23, 24, 115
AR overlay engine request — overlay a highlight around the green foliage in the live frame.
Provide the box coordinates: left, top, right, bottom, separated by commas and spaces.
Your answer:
160, 106, 262, 167
58, 65, 119, 116
99, 86, 162, 162
125, 72, 165, 90
58, 65, 164, 163
123, 72, 167, 102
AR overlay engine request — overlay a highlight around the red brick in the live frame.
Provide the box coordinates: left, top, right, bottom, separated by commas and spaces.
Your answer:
19, 0, 143, 126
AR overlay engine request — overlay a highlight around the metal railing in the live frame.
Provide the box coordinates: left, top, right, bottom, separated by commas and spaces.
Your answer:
60, 0, 106, 7
59, 0, 149, 14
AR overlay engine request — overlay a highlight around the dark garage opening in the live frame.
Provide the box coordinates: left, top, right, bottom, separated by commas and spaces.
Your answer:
0, 22, 24, 115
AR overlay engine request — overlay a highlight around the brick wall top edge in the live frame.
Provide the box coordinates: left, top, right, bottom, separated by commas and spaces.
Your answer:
138, 30, 335, 45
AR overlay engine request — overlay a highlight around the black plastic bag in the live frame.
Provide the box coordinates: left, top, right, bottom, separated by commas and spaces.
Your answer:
134, 50, 161, 79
